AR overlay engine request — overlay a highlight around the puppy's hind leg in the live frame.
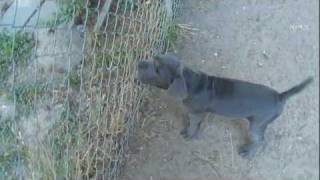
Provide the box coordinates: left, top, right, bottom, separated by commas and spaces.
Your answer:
239, 114, 279, 158
180, 113, 190, 137
180, 113, 204, 140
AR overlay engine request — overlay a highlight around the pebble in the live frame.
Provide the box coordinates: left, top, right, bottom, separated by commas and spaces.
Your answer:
214, 52, 218, 57
297, 136, 303, 140
262, 50, 269, 59
258, 62, 263, 67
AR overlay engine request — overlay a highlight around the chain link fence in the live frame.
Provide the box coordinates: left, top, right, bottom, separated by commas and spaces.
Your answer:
0, 0, 180, 179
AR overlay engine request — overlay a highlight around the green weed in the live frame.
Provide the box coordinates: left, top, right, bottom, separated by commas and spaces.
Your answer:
0, 30, 34, 81
0, 119, 29, 179
43, 0, 96, 28
4, 82, 48, 115
164, 23, 180, 51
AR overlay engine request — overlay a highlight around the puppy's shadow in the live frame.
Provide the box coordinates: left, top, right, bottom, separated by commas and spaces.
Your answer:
204, 115, 249, 146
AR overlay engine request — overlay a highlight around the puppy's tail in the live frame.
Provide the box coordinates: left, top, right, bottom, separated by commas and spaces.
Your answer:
279, 77, 313, 101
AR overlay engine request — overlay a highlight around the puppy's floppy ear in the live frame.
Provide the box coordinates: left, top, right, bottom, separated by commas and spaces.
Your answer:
154, 53, 181, 75
167, 75, 188, 100
182, 67, 205, 95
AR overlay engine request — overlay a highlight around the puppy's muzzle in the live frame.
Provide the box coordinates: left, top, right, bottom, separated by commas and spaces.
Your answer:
138, 61, 149, 69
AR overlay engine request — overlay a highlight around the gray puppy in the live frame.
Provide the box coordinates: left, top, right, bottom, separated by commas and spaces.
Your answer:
137, 53, 313, 157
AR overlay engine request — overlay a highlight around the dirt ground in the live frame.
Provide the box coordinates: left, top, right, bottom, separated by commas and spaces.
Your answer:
121, 0, 319, 179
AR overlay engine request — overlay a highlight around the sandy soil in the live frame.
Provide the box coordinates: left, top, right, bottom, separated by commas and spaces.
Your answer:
122, 0, 319, 179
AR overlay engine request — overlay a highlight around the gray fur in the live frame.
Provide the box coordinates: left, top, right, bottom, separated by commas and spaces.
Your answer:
137, 53, 313, 158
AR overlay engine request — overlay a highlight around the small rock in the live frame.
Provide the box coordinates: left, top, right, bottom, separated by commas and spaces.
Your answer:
201, 59, 206, 63
221, 66, 226, 69
297, 136, 303, 140
258, 62, 263, 67
213, 52, 218, 57
262, 50, 269, 59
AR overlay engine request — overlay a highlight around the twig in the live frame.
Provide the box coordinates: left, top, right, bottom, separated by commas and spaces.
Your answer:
191, 151, 222, 178
1, 0, 13, 17
227, 128, 234, 168
177, 23, 202, 39
177, 23, 200, 31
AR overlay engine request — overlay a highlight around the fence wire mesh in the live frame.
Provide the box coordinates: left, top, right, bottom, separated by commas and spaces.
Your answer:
0, 0, 180, 179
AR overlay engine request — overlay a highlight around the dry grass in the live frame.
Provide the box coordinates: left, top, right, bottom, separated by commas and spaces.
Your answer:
0, 0, 179, 179
0, 0, 177, 179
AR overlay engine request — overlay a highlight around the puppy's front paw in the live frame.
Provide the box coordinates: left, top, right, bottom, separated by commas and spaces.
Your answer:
238, 144, 256, 158
180, 128, 187, 136
180, 128, 192, 140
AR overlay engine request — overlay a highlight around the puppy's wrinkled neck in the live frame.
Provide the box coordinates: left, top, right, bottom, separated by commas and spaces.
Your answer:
167, 65, 188, 100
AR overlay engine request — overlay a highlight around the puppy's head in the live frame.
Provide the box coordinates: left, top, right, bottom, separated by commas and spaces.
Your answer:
137, 53, 181, 89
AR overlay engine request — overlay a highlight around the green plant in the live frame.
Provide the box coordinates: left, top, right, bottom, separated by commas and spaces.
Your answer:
67, 70, 81, 90
0, 119, 29, 179
44, 0, 96, 28
57, 0, 84, 24
164, 23, 180, 50
0, 30, 34, 80
8, 82, 48, 115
